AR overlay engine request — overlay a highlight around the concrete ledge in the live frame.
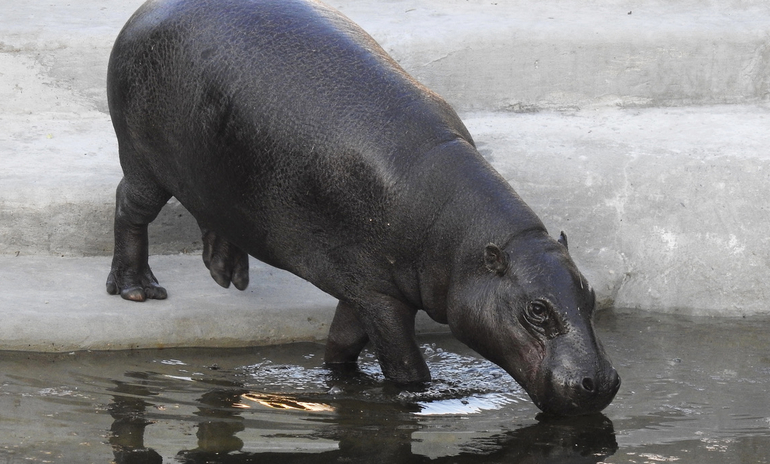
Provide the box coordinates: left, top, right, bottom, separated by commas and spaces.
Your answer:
343, 0, 770, 111
2, 1, 768, 115
466, 105, 770, 316
0, 254, 447, 351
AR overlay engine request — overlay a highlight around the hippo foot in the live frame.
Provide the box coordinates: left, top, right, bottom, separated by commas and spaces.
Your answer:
201, 229, 249, 290
106, 267, 167, 302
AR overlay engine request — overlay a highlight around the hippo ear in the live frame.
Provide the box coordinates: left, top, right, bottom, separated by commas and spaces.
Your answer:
484, 244, 509, 276
558, 231, 569, 250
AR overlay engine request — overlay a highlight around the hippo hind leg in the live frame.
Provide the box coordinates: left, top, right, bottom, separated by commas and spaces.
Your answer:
200, 228, 249, 290
325, 299, 430, 384
106, 177, 170, 301
325, 300, 370, 365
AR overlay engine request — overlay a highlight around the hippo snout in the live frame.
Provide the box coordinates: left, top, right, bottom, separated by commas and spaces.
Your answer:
570, 366, 621, 411
534, 365, 621, 416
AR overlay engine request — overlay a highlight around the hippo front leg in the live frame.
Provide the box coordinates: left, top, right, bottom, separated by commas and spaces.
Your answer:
200, 228, 250, 290
106, 177, 170, 301
326, 298, 430, 384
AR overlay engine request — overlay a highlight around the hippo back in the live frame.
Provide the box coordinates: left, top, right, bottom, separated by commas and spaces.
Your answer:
107, 0, 495, 296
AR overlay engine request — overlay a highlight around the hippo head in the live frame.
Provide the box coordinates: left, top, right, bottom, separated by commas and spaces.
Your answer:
448, 231, 620, 416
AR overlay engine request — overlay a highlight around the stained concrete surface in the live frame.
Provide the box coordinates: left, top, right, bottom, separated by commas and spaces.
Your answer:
1, 0, 769, 350
0, 253, 449, 351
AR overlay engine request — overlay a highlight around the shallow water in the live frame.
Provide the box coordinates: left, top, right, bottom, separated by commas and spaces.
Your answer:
0, 309, 768, 463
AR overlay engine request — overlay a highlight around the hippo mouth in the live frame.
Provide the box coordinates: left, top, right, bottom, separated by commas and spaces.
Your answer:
527, 368, 621, 416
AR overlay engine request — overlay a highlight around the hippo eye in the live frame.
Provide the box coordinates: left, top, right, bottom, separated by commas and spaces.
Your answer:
525, 300, 550, 326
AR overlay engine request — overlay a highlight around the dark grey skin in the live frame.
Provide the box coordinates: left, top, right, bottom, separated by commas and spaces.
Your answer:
106, 0, 619, 415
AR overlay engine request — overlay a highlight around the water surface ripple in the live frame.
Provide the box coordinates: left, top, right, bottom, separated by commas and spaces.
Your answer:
0, 309, 768, 463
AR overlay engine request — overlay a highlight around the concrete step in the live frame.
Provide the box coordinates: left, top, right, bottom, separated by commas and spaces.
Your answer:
3, 105, 770, 321
2, 1, 768, 115
346, 0, 770, 111
467, 106, 770, 316
0, 253, 447, 351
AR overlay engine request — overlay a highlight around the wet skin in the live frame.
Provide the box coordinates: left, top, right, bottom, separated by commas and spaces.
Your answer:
106, 0, 619, 415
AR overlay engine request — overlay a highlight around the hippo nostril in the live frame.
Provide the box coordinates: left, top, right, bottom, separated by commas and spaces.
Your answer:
581, 377, 596, 393
610, 369, 621, 392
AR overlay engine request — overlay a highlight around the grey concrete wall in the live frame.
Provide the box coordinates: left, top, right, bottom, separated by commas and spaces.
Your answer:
339, 0, 770, 111
1, 0, 769, 325
465, 108, 770, 316
3, 1, 768, 115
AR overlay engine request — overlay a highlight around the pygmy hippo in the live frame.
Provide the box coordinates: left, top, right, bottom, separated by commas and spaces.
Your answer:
106, 0, 620, 415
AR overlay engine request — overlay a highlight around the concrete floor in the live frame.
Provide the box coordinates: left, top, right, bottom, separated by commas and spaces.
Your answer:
1, 0, 769, 350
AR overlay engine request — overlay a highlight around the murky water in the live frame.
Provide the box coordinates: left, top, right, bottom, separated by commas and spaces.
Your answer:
0, 308, 768, 463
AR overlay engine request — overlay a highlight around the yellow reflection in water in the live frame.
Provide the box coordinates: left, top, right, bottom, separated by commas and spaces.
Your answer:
241, 393, 335, 413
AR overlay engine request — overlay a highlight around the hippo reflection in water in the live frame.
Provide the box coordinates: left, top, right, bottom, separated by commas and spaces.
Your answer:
109, 382, 618, 463
105, 0, 620, 415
